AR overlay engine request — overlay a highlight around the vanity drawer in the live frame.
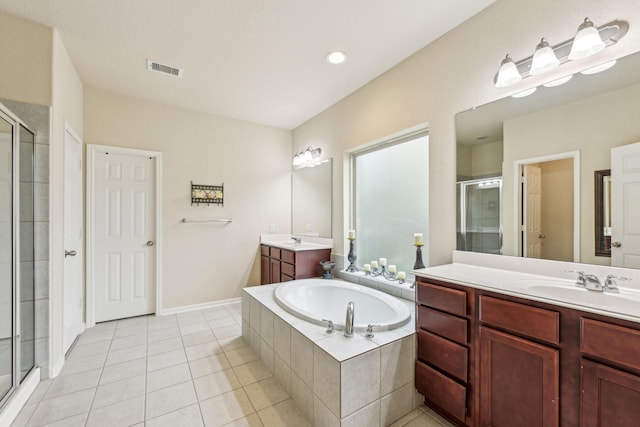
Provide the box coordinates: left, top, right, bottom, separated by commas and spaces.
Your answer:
415, 360, 467, 423
281, 250, 295, 264
281, 262, 295, 277
261, 245, 270, 256
280, 274, 295, 282
417, 281, 467, 317
417, 329, 468, 382
581, 318, 640, 372
479, 296, 559, 345
417, 305, 467, 345
270, 247, 281, 259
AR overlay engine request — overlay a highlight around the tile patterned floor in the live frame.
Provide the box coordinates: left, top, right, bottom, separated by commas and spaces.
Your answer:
11, 301, 453, 427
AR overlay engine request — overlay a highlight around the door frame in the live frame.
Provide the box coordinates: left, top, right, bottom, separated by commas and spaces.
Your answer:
63, 123, 85, 351
513, 151, 580, 262
86, 144, 163, 327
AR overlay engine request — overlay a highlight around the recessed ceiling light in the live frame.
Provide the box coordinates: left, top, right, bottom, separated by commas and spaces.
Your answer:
326, 51, 347, 65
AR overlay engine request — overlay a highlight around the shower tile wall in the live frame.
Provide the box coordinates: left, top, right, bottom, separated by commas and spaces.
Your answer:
2, 100, 51, 379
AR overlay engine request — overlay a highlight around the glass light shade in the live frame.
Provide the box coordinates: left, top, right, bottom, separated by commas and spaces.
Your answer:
512, 87, 537, 98
543, 75, 573, 88
568, 18, 605, 60
495, 55, 522, 88
581, 59, 616, 75
530, 39, 560, 75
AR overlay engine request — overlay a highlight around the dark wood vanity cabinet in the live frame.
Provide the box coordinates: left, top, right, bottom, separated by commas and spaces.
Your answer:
415, 276, 640, 427
415, 278, 475, 426
260, 244, 331, 284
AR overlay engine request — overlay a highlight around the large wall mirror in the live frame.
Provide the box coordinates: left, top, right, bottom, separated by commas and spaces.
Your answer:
456, 50, 640, 269
292, 159, 332, 238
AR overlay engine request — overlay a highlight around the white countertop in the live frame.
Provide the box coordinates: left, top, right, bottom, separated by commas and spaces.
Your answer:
414, 263, 640, 324
260, 234, 333, 252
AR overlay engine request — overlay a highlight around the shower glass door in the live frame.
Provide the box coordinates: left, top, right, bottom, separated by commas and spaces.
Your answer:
0, 112, 14, 403
457, 177, 503, 254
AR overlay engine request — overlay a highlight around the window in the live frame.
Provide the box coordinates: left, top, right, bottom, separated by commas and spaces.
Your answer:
351, 130, 429, 274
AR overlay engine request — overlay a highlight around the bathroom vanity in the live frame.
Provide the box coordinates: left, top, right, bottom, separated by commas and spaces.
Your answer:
415, 263, 640, 427
260, 243, 331, 284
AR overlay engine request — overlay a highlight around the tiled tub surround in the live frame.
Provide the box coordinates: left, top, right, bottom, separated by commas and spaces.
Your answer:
242, 283, 419, 427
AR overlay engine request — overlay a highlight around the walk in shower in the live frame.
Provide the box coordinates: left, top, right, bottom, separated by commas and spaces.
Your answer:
0, 103, 36, 408
457, 177, 502, 255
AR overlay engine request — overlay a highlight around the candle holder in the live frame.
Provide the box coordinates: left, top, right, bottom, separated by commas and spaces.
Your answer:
413, 244, 426, 270
366, 265, 397, 281
346, 237, 358, 272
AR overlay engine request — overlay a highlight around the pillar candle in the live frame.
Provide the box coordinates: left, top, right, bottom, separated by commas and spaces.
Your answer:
363, 264, 371, 272
388, 265, 397, 273
348, 229, 355, 239
379, 258, 387, 267
371, 261, 379, 269
414, 233, 424, 245
397, 271, 406, 280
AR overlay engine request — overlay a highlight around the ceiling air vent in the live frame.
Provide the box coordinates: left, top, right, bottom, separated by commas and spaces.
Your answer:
146, 59, 184, 78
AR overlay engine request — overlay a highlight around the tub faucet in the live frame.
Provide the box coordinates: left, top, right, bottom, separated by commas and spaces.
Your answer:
344, 302, 355, 338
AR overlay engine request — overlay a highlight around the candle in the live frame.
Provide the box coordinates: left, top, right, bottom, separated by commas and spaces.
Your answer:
388, 265, 397, 273
363, 264, 371, 272
379, 258, 387, 267
414, 233, 424, 245
397, 271, 406, 280
348, 229, 355, 239
371, 261, 378, 269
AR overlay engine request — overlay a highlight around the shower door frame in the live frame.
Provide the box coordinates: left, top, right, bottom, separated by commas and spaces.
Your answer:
457, 177, 503, 254
0, 104, 38, 411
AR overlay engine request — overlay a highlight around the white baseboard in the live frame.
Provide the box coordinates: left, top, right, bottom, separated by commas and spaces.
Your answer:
158, 297, 241, 316
0, 367, 40, 426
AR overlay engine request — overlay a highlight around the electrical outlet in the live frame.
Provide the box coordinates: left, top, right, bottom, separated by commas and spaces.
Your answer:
269, 224, 276, 233
307, 223, 312, 231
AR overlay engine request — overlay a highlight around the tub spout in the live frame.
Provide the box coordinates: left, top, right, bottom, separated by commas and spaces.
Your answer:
344, 302, 355, 338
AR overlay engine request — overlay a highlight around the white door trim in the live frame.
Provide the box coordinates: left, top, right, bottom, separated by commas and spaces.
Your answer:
86, 144, 163, 327
513, 151, 580, 262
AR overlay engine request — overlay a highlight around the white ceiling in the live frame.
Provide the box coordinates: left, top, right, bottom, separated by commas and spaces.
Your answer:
0, 0, 495, 129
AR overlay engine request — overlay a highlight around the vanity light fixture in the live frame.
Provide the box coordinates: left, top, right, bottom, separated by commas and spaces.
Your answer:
543, 75, 573, 88
293, 146, 322, 168
326, 51, 347, 64
511, 87, 537, 98
530, 38, 560, 75
568, 18, 606, 60
494, 18, 627, 88
495, 55, 522, 88
580, 59, 617, 75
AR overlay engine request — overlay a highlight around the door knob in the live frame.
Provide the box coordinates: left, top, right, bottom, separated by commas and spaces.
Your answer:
65, 250, 77, 257
146, 241, 154, 247
611, 241, 622, 248
538, 234, 546, 239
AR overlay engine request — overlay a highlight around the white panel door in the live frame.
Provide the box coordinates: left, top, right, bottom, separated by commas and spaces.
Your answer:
611, 141, 640, 268
63, 128, 83, 352
523, 165, 542, 258
94, 151, 156, 322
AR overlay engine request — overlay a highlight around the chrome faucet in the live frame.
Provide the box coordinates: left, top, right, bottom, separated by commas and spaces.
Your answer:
567, 270, 603, 290
344, 302, 355, 338
291, 236, 302, 244
603, 274, 630, 293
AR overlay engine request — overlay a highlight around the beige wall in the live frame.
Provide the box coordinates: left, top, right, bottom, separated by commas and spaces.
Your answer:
503, 83, 640, 265
83, 86, 292, 309
292, 0, 640, 266
540, 159, 574, 262
49, 30, 84, 376
0, 11, 52, 106
471, 140, 503, 178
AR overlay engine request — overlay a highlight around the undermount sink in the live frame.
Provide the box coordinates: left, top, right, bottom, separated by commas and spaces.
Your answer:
523, 283, 640, 312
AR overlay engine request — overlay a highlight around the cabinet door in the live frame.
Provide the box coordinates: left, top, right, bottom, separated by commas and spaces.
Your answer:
479, 326, 559, 427
270, 259, 281, 284
581, 359, 640, 427
261, 256, 270, 285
